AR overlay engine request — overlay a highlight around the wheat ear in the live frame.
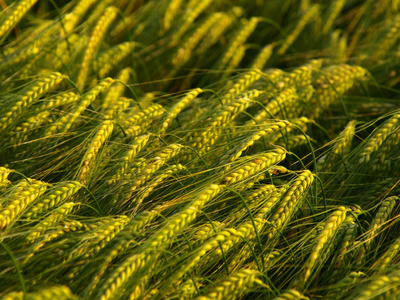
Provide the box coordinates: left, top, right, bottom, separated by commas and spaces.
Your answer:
95, 184, 222, 300
295, 207, 348, 288
0, 179, 48, 230
78, 120, 114, 185
76, 6, 118, 88
0, 72, 65, 132
219, 121, 291, 167
23, 181, 82, 219
158, 88, 203, 135
195, 269, 262, 300
0, 0, 38, 40
46, 78, 113, 135
268, 170, 314, 239
278, 4, 319, 55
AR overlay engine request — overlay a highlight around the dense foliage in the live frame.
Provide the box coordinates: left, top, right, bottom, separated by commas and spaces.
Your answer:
0, 0, 400, 299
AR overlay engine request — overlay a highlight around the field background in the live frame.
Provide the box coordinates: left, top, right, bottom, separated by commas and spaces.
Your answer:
0, 0, 400, 299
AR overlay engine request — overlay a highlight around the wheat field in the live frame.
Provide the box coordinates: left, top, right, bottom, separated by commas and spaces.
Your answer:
0, 0, 400, 299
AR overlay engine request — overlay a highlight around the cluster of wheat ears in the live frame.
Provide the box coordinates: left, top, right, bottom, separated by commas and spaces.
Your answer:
0, 0, 400, 299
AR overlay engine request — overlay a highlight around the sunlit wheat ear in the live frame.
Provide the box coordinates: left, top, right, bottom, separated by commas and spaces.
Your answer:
46, 78, 113, 135
268, 170, 314, 239
356, 196, 398, 266
188, 97, 251, 154
330, 272, 366, 295
273, 289, 310, 300
278, 4, 320, 55
311, 64, 367, 118
168, 277, 203, 300
23, 181, 82, 219
76, 6, 118, 88
160, 225, 250, 293
9, 111, 49, 149
295, 207, 348, 289
171, 13, 223, 69
370, 128, 400, 174
218, 17, 260, 69
61, 0, 98, 35
317, 120, 357, 171
198, 7, 242, 52
2, 285, 78, 300
96, 184, 222, 300
352, 269, 400, 300
195, 269, 262, 300
251, 44, 274, 70
102, 67, 131, 116
78, 120, 114, 185
31, 91, 80, 115
373, 15, 400, 59
222, 149, 286, 185
221, 70, 262, 104
85, 211, 158, 295
0, 167, 12, 187
117, 104, 165, 137
359, 112, 400, 164
331, 212, 359, 278
63, 216, 129, 264
94, 252, 149, 300
246, 88, 298, 127
0, 0, 38, 40
0, 179, 48, 230
0, 72, 65, 133
162, 0, 183, 32
94, 42, 136, 79
169, 0, 212, 47
322, 0, 346, 34
219, 120, 291, 167
23, 219, 92, 265
25, 201, 78, 243
126, 143, 183, 195
278, 59, 323, 89
228, 184, 278, 221
108, 134, 150, 184
130, 164, 186, 211
374, 237, 400, 273
158, 88, 203, 135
